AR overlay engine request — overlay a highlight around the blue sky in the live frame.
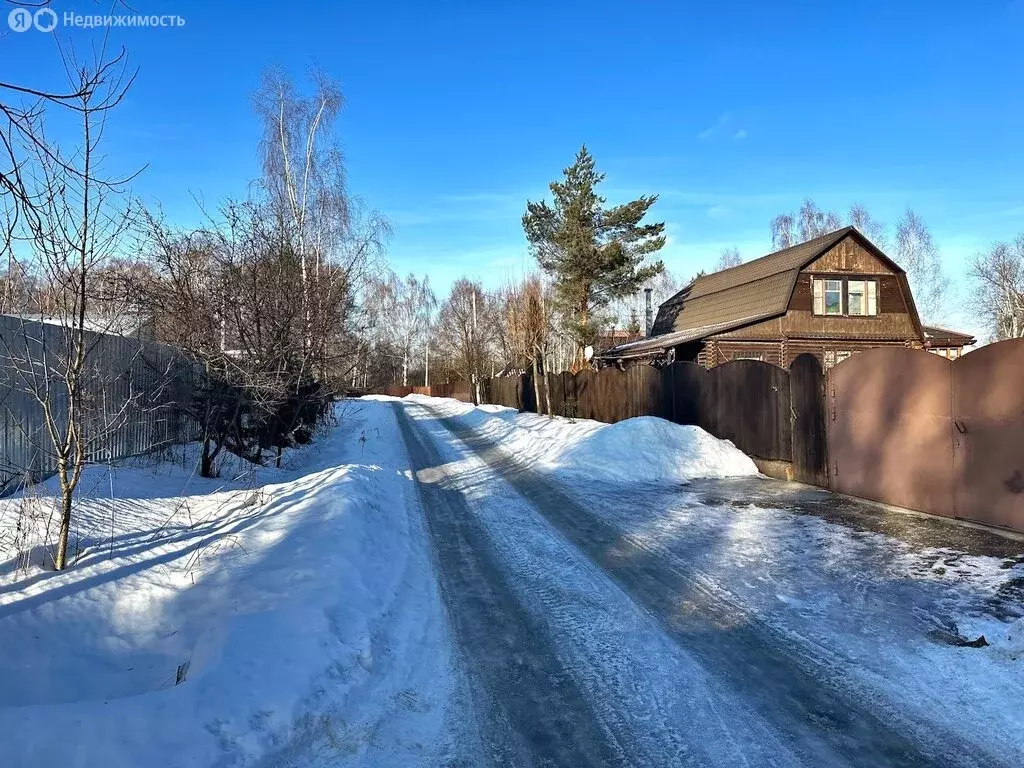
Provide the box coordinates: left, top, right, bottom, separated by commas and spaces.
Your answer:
3, 0, 1024, 334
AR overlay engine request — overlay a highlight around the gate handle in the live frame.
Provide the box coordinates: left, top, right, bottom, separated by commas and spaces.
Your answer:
954, 419, 967, 434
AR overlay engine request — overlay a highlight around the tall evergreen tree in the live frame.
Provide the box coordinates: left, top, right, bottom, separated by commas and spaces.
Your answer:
523, 146, 665, 367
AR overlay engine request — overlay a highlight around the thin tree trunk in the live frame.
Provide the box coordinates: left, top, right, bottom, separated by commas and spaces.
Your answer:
541, 348, 553, 417
200, 436, 215, 478
54, 471, 73, 570
532, 354, 542, 414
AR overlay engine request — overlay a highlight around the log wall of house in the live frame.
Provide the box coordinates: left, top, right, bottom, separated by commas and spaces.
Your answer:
782, 338, 917, 367
704, 339, 785, 367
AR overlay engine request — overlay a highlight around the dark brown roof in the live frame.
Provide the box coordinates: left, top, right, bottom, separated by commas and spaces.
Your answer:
603, 226, 921, 360
923, 325, 977, 347
596, 317, 770, 360
650, 228, 855, 336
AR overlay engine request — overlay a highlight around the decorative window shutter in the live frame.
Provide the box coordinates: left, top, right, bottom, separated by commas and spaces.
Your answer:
867, 281, 878, 315
813, 279, 824, 315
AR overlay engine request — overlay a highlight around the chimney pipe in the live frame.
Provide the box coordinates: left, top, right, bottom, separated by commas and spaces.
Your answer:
644, 288, 653, 336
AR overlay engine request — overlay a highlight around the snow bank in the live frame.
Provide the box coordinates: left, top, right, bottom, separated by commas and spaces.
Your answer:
0, 401, 458, 767
401, 394, 758, 484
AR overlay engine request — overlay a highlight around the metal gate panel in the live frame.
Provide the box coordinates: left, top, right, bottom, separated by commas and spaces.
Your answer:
952, 338, 1024, 529
828, 347, 954, 517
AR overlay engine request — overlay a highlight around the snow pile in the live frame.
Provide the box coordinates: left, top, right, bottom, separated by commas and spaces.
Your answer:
0, 402, 458, 768
402, 394, 758, 484
557, 416, 758, 483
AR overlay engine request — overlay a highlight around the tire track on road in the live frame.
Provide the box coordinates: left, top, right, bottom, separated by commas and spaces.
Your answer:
392, 403, 630, 768
418, 402, 1006, 768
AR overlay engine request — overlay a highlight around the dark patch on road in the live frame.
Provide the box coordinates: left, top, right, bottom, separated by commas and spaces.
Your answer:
686, 477, 1024, 560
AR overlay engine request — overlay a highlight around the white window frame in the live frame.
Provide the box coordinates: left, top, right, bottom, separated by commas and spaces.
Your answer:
813, 278, 844, 316
812, 277, 878, 316
823, 350, 853, 369
732, 352, 764, 361
847, 279, 878, 316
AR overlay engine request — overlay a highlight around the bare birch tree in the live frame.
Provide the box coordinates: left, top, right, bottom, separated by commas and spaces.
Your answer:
715, 247, 743, 271
255, 68, 346, 370
848, 203, 888, 249
895, 207, 949, 323
503, 274, 554, 415
436, 279, 495, 402
969, 235, 1024, 341
378, 272, 436, 386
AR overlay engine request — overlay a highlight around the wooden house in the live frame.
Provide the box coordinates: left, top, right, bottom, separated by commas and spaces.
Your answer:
598, 226, 975, 370
922, 325, 977, 359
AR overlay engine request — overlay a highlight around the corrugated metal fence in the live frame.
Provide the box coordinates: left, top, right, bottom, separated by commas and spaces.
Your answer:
0, 316, 195, 491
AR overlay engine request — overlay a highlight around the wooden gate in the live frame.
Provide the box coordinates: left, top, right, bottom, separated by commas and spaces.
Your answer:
952, 338, 1024, 529
828, 348, 955, 517
790, 354, 827, 486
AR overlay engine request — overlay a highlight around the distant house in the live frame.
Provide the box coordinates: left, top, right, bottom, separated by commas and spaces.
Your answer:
598, 226, 975, 370
594, 328, 642, 354
922, 325, 976, 359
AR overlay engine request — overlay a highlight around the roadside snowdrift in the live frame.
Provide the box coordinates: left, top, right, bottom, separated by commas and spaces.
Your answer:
402, 393, 759, 483
0, 402, 460, 768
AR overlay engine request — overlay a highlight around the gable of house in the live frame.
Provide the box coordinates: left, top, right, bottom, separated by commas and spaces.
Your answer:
650, 227, 922, 344
709, 233, 922, 342
601, 227, 936, 366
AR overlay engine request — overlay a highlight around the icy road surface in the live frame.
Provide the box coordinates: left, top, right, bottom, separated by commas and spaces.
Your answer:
392, 398, 1024, 768
2, 397, 1020, 767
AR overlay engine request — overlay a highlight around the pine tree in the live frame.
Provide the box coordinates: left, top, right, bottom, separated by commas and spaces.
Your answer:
523, 146, 665, 367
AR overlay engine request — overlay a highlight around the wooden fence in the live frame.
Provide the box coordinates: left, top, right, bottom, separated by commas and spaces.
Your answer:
378, 339, 1024, 533
376, 354, 827, 484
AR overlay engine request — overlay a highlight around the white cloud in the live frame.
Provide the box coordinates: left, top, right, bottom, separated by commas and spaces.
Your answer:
697, 111, 733, 140
707, 205, 730, 219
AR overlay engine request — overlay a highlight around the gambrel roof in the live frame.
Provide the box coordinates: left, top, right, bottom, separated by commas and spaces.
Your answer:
658, 227, 923, 334
600, 227, 922, 360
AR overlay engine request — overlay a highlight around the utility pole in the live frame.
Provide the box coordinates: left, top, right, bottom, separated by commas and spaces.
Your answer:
471, 289, 480, 405
425, 340, 430, 388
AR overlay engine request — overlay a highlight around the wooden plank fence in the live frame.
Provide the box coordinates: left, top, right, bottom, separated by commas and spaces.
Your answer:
374, 356, 827, 481
374, 338, 1024, 533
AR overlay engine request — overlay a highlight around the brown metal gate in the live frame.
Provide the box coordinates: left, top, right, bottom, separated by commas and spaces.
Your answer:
952, 338, 1024, 529
828, 348, 955, 517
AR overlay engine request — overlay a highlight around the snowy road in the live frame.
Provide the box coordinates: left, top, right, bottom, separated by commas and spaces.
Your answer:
2, 397, 1020, 767
393, 399, 1023, 768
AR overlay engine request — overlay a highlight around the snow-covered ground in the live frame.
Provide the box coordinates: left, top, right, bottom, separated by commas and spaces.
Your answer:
1, 393, 1022, 766
0, 402, 469, 767
402, 392, 758, 484
409, 394, 1024, 761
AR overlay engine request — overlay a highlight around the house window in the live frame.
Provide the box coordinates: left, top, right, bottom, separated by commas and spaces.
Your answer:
732, 352, 764, 361
812, 277, 878, 316
813, 279, 843, 315
823, 350, 853, 369
847, 280, 878, 316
